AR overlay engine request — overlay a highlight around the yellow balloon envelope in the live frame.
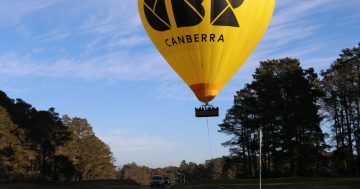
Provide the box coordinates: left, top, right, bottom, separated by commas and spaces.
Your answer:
138, 0, 275, 103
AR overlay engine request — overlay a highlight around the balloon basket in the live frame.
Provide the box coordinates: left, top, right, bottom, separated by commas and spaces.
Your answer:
195, 104, 219, 117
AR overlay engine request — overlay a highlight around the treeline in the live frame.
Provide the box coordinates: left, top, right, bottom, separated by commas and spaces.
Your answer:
118, 158, 235, 185
119, 43, 360, 184
219, 43, 360, 177
0, 92, 115, 182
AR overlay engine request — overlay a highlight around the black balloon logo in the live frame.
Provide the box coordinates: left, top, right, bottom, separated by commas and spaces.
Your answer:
211, 0, 244, 27
143, 0, 244, 31
144, 0, 171, 31
171, 0, 205, 28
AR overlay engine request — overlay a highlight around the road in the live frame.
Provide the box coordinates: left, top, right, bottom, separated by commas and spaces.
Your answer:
123, 186, 171, 189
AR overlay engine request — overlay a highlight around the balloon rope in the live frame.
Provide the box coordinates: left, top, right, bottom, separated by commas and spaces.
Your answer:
207, 117, 213, 159
260, 126, 263, 189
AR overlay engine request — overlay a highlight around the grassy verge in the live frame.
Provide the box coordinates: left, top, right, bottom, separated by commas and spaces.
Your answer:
1, 177, 359, 189
0, 180, 132, 189
171, 177, 360, 189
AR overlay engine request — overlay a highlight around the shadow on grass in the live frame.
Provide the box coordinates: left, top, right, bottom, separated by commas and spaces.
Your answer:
170, 177, 360, 189
1, 178, 360, 189
0, 179, 138, 189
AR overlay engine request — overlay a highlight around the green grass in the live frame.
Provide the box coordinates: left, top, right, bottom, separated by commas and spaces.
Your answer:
0, 180, 131, 189
171, 177, 360, 189
1, 178, 359, 189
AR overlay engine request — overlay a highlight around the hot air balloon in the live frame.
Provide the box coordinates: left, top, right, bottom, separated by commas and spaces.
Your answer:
138, 0, 275, 117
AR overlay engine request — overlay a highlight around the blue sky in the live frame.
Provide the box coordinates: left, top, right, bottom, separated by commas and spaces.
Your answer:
0, 0, 359, 168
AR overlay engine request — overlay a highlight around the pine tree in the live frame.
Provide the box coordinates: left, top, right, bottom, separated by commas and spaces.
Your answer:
321, 43, 360, 176
219, 58, 326, 177
60, 116, 115, 180
0, 106, 29, 180
1, 90, 116, 181
120, 163, 150, 185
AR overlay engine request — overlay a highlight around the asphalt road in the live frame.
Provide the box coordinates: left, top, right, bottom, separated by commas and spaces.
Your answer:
123, 186, 171, 189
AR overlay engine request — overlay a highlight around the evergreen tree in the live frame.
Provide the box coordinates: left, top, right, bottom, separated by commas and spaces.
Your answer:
219, 58, 326, 177
0, 90, 116, 181
120, 163, 150, 185
28, 108, 71, 180
0, 106, 29, 180
321, 43, 360, 176
178, 160, 200, 181
61, 116, 116, 180
0, 91, 71, 181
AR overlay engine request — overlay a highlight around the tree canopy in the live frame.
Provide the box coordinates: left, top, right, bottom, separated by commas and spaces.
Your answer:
0, 91, 115, 182
1, 43, 360, 183
219, 58, 326, 177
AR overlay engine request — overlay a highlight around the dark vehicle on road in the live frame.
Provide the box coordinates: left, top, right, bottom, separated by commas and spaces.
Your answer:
150, 175, 165, 188
164, 176, 170, 185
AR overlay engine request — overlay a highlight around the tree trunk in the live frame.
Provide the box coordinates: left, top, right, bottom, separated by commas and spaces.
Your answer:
355, 92, 360, 175
333, 95, 341, 148
246, 139, 252, 178
343, 96, 354, 175
241, 129, 249, 177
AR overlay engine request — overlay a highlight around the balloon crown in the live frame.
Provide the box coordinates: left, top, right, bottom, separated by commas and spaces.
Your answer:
143, 0, 245, 31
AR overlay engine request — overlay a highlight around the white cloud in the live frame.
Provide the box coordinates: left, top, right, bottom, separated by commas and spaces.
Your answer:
0, 0, 60, 25
0, 51, 171, 81
38, 29, 71, 42
15, 24, 33, 37
261, 0, 334, 50
99, 129, 184, 152
301, 56, 338, 70
153, 81, 195, 101
0, 0, 173, 84
97, 128, 186, 167
0, 0, 359, 102
32, 47, 43, 54
271, 0, 331, 27
244, 0, 358, 70
76, 0, 141, 37
106, 35, 150, 49
264, 25, 320, 47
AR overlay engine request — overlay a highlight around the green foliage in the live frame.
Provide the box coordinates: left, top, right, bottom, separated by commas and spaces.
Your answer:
1, 43, 360, 183
119, 162, 150, 185
0, 91, 73, 181
178, 158, 235, 182
53, 155, 75, 181
219, 58, 326, 177
60, 116, 116, 181
0, 91, 116, 182
0, 106, 28, 180
321, 43, 360, 176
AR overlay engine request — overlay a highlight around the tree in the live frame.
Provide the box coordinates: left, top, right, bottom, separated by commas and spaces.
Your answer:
60, 116, 116, 180
0, 106, 28, 180
53, 155, 75, 181
219, 86, 259, 178
321, 43, 360, 176
120, 163, 150, 185
204, 157, 228, 180
1, 90, 116, 182
219, 58, 326, 177
28, 108, 71, 180
0, 91, 71, 181
179, 160, 201, 181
